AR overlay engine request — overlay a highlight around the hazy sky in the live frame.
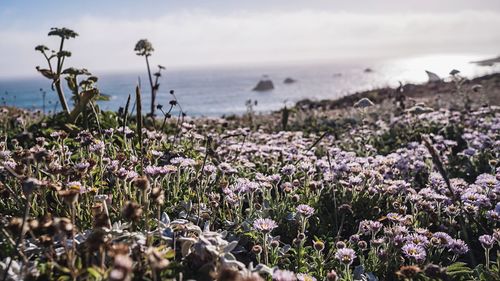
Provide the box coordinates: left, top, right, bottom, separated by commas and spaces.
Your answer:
1, 0, 500, 78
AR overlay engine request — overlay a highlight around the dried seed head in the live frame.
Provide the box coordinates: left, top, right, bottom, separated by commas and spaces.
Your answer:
54, 217, 74, 234
423, 264, 446, 279
28, 218, 40, 231
34, 149, 49, 162
40, 213, 54, 229
7, 217, 26, 235
151, 187, 164, 205
217, 267, 240, 281
39, 234, 53, 247
93, 213, 110, 228
122, 201, 142, 221
146, 247, 170, 270
133, 176, 150, 191
92, 202, 104, 216
396, 265, 422, 279
109, 254, 133, 281
22, 177, 42, 196
86, 228, 109, 251
58, 189, 80, 205
109, 243, 130, 257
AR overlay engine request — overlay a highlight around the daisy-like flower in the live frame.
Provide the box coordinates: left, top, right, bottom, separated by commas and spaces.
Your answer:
296, 273, 317, 281
460, 190, 490, 208
335, 248, 356, 265
203, 164, 217, 174
169, 157, 185, 165
273, 269, 297, 281
89, 140, 105, 154
401, 243, 426, 262
448, 239, 469, 255
386, 212, 404, 223
406, 234, 430, 247
144, 165, 162, 177
358, 220, 383, 235
253, 218, 278, 233
479, 235, 494, 249
281, 164, 297, 176
296, 204, 315, 218
67, 181, 86, 193
431, 232, 452, 247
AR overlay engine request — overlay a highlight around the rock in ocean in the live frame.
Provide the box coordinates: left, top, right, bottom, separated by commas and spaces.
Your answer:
252, 79, 274, 91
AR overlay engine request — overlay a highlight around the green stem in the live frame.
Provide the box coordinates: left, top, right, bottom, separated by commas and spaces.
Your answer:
55, 38, 70, 114
145, 55, 156, 116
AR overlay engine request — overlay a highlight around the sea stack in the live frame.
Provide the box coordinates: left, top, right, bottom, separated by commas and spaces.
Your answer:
283, 77, 297, 84
425, 70, 441, 82
252, 77, 274, 91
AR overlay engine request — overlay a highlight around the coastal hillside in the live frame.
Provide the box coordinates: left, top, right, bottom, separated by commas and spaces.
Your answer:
1, 1, 500, 280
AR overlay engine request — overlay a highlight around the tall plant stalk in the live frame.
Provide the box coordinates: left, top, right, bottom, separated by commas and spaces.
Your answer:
134, 39, 164, 117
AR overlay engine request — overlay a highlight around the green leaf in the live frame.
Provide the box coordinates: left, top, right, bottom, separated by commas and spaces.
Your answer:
165, 248, 176, 259
97, 94, 111, 101
57, 275, 71, 281
87, 267, 102, 280
447, 262, 471, 272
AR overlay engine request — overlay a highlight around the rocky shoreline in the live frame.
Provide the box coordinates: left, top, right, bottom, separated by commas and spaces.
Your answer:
294, 72, 500, 111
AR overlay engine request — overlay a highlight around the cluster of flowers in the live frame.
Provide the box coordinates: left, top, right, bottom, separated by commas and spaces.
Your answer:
0, 105, 498, 281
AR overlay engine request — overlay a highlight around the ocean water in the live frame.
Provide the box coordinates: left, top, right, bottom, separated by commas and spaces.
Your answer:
1, 53, 499, 117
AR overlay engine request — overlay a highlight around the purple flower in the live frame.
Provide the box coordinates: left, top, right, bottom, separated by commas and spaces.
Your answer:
487, 210, 500, 222
448, 239, 469, 255
406, 234, 430, 247
253, 218, 278, 233
460, 190, 490, 208
432, 232, 452, 247
145, 165, 162, 177
203, 164, 217, 174
219, 162, 237, 173
170, 157, 185, 165
234, 178, 260, 193
461, 148, 476, 157
296, 204, 315, 218
494, 230, 500, 243
89, 140, 105, 154
225, 192, 240, 206
393, 235, 406, 247
281, 164, 297, 176
401, 243, 426, 262
479, 235, 494, 249
180, 158, 196, 167
75, 162, 90, 171
66, 181, 86, 193
358, 220, 383, 235
335, 248, 356, 265
273, 269, 297, 281
296, 274, 316, 281
386, 213, 404, 223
